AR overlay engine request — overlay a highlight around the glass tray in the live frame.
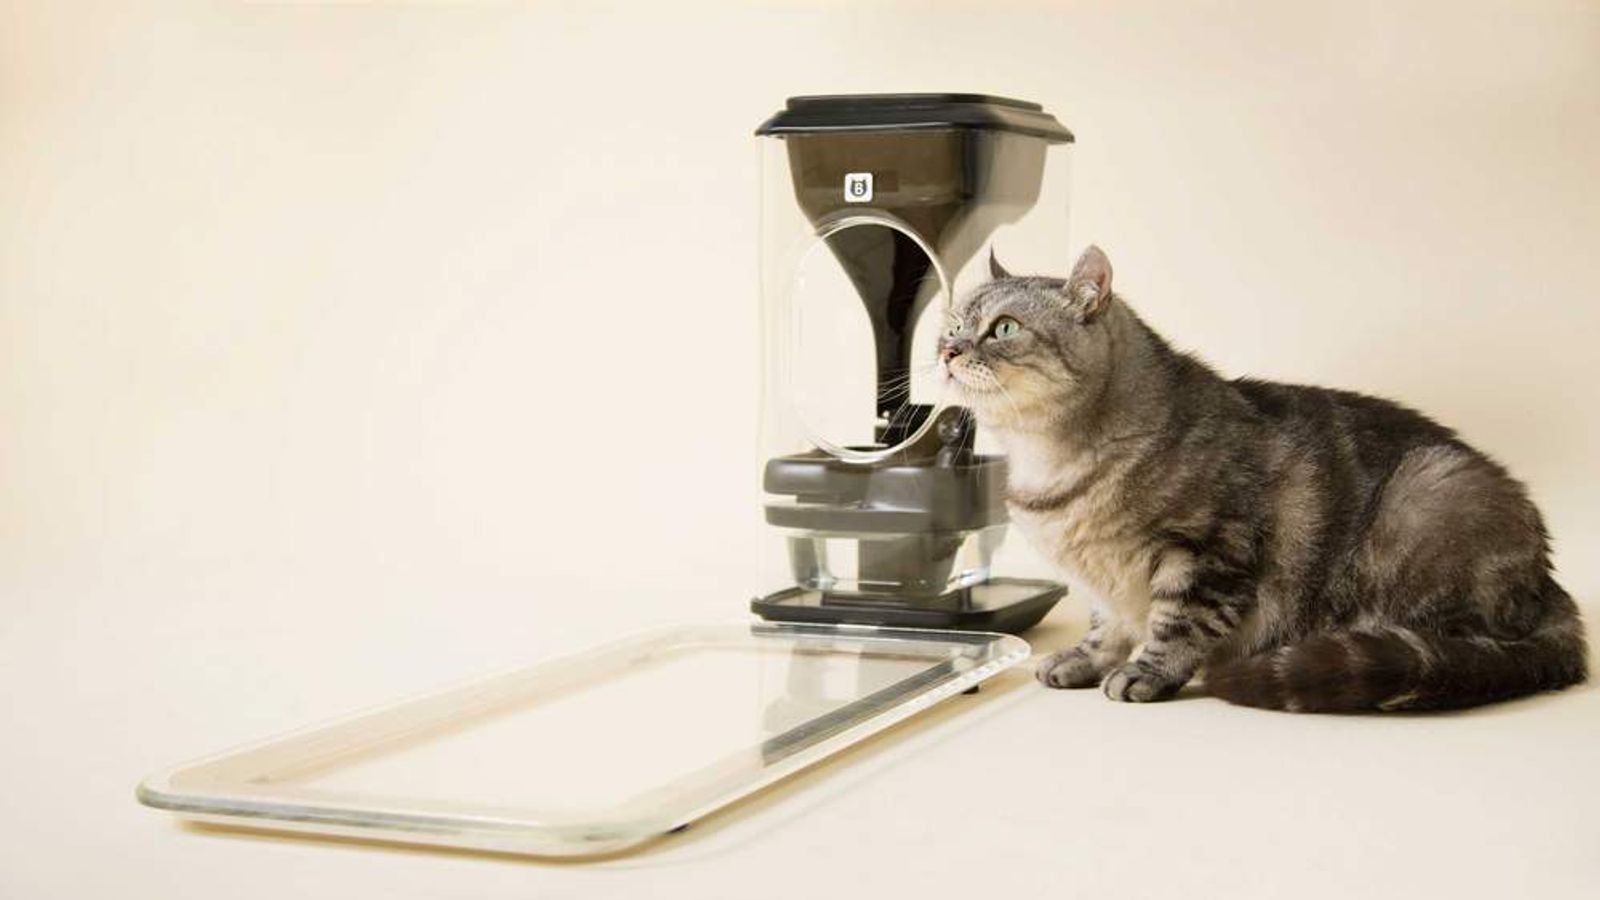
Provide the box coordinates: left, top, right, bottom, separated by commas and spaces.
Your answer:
138, 621, 1029, 856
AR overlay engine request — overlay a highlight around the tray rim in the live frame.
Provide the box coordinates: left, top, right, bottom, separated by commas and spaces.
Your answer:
137, 619, 1031, 856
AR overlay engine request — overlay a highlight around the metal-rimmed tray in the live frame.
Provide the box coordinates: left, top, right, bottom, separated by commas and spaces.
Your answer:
138, 621, 1029, 856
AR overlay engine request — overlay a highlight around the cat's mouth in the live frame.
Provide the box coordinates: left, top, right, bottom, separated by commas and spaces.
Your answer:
942, 359, 1001, 395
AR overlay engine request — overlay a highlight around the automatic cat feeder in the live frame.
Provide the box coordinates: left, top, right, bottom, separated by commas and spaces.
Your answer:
138, 94, 1077, 857
753, 93, 1075, 633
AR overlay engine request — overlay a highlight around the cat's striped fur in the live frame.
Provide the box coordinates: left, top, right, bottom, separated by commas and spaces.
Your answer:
939, 245, 1586, 711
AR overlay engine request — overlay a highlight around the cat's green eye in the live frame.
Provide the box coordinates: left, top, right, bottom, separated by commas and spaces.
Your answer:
990, 317, 1022, 339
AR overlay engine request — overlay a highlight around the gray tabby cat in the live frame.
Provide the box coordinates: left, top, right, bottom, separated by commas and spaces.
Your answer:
939, 245, 1587, 711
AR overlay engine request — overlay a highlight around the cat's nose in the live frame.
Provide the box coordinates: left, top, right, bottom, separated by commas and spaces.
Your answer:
940, 344, 962, 363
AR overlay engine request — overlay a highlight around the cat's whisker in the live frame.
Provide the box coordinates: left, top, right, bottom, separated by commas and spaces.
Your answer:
987, 376, 1024, 427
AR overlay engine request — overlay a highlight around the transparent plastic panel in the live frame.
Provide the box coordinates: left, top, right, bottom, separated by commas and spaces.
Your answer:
953, 141, 1072, 297
783, 213, 950, 462
782, 525, 1005, 596
138, 622, 1029, 857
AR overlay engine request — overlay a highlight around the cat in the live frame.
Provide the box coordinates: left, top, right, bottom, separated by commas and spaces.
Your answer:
938, 245, 1587, 711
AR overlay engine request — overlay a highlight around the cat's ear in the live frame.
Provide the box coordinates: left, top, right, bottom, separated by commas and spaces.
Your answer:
988, 246, 1012, 280
1063, 244, 1112, 320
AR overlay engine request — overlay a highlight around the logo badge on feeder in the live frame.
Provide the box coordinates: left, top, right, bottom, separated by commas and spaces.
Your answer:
843, 172, 873, 203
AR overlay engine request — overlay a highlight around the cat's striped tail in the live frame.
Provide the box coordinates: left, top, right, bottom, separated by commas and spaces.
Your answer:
1204, 587, 1588, 712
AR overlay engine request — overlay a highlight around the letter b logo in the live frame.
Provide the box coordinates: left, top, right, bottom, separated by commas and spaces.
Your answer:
844, 172, 873, 203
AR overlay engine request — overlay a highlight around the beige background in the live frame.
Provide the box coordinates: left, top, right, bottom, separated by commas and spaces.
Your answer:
3, 2, 1598, 898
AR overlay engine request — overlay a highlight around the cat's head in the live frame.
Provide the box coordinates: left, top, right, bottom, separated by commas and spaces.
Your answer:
938, 245, 1117, 430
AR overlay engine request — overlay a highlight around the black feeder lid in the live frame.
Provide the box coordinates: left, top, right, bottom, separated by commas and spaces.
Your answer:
755, 92, 1075, 143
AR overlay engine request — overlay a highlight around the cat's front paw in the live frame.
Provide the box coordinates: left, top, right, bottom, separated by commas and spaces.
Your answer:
1036, 647, 1107, 689
1102, 661, 1185, 703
